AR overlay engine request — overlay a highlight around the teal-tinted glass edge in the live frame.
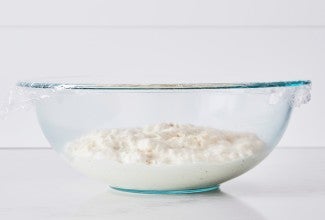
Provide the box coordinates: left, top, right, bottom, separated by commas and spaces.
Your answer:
16, 80, 311, 90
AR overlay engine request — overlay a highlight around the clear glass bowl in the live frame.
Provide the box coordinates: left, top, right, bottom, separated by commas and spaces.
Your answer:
17, 80, 311, 194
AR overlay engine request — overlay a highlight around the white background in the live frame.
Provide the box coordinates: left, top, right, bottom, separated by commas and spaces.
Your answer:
0, 0, 324, 148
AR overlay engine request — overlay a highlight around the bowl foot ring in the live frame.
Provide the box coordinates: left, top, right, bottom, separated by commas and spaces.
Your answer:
110, 185, 220, 194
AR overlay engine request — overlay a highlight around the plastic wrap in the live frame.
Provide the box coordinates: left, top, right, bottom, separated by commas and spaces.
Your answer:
1, 86, 50, 119
0, 80, 312, 119
268, 83, 311, 107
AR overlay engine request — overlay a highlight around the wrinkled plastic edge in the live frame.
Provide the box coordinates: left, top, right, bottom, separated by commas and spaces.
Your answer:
0, 86, 56, 119
291, 83, 312, 107
268, 83, 311, 107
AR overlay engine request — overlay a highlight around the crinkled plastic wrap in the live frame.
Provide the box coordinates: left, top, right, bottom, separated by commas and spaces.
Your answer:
0, 85, 56, 119
268, 83, 311, 107
0, 80, 311, 119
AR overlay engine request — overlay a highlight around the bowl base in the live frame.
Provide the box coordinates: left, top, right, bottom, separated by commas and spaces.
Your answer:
110, 185, 220, 194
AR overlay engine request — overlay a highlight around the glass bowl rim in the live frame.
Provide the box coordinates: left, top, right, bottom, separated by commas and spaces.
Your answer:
17, 80, 311, 90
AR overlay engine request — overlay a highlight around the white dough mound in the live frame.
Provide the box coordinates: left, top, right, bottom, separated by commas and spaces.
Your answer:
64, 123, 265, 165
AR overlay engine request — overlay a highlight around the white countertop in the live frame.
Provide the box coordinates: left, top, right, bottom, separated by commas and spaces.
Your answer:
0, 148, 324, 220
